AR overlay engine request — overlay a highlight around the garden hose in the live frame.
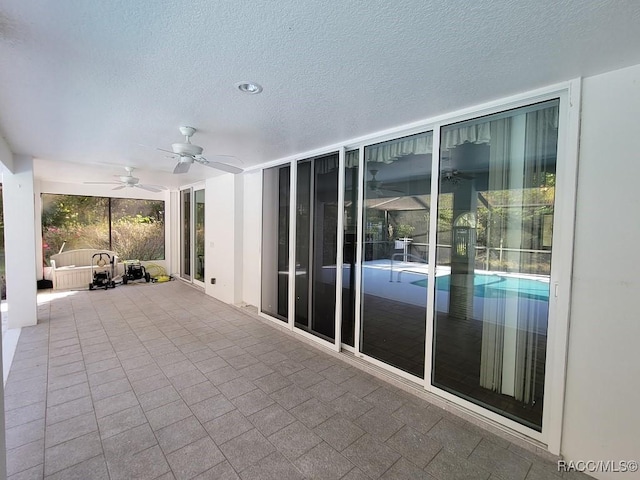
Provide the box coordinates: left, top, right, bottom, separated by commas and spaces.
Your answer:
144, 263, 173, 283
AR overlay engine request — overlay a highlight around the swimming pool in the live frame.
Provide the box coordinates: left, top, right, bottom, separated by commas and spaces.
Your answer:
412, 274, 550, 301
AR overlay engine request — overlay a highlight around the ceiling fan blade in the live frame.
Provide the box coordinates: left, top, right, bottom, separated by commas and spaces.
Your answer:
158, 147, 176, 155
173, 161, 191, 174
112, 185, 126, 190
135, 184, 163, 193
198, 159, 243, 174
84, 181, 122, 185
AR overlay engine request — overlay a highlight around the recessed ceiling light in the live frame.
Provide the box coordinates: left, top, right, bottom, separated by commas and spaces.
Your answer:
235, 81, 263, 94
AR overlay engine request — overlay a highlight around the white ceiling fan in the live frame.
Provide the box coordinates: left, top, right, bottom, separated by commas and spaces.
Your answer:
85, 166, 167, 193
160, 126, 243, 175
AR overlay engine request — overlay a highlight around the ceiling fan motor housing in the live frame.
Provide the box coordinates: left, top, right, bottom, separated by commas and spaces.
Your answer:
171, 142, 203, 156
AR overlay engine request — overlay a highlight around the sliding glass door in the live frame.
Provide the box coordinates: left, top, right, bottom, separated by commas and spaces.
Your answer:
180, 189, 191, 281
294, 153, 339, 342
341, 150, 359, 347
360, 132, 433, 377
258, 95, 568, 436
432, 100, 559, 430
180, 187, 205, 285
261, 165, 290, 322
194, 189, 205, 283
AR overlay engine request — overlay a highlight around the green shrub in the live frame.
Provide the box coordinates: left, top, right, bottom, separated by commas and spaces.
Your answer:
43, 221, 163, 262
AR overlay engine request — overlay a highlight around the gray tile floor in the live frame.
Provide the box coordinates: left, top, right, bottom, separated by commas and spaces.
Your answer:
4, 281, 583, 479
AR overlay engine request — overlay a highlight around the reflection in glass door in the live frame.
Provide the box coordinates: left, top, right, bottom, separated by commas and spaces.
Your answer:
294, 153, 339, 342
432, 100, 559, 430
360, 132, 433, 377
194, 189, 205, 283
180, 189, 191, 280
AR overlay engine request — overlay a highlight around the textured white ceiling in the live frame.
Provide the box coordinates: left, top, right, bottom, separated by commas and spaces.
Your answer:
1, 0, 639, 185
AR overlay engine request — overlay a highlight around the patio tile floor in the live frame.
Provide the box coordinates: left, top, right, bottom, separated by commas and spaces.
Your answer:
4, 282, 589, 479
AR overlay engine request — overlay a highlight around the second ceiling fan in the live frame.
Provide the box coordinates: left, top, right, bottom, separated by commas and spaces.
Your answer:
160, 126, 243, 175
84, 166, 167, 192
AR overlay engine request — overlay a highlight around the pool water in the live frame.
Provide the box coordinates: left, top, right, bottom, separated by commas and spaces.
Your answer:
412, 274, 550, 301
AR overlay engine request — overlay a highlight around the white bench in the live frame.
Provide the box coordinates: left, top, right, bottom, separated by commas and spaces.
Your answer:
50, 249, 122, 290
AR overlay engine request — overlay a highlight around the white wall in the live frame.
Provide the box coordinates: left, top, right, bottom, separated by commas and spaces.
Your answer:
204, 174, 243, 304
242, 170, 262, 307
562, 63, 640, 477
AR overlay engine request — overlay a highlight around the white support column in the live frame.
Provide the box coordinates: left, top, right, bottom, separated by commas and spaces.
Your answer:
0, 309, 6, 480
0, 136, 12, 480
2, 155, 38, 328
233, 174, 244, 305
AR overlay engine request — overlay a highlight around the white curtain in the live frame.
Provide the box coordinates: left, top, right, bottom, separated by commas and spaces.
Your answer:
479, 105, 557, 405
479, 288, 506, 392
479, 117, 512, 394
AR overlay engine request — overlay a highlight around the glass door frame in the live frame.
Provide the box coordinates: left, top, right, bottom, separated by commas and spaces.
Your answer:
179, 183, 206, 288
